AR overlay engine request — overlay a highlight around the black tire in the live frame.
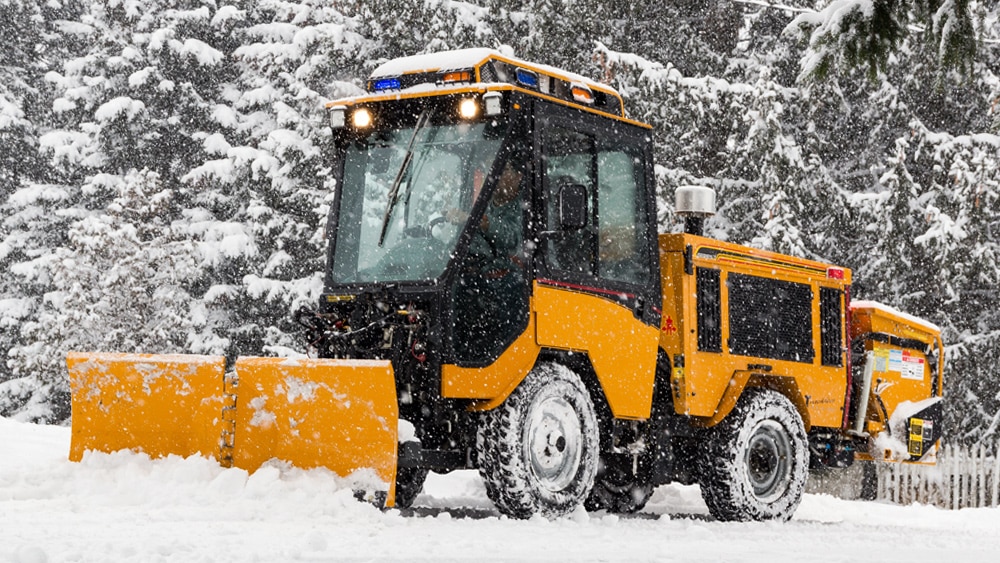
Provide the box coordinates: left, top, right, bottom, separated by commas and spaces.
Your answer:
700, 388, 808, 522
476, 362, 599, 519
393, 465, 429, 509
584, 457, 655, 513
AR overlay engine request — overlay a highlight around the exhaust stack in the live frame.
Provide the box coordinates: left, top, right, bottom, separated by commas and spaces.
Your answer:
675, 186, 716, 236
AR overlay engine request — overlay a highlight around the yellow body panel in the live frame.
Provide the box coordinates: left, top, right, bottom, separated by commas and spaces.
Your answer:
658, 234, 852, 429
658, 249, 690, 413
231, 357, 398, 504
850, 303, 944, 463
67, 352, 228, 462
441, 311, 541, 402
863, 343, 936, 423
534, 282, 660, 419
851, 303, 941, 346
443, 285, 660, 419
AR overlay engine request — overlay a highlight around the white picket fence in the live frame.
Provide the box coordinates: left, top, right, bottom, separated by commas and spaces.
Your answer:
875, 443, 1000, 509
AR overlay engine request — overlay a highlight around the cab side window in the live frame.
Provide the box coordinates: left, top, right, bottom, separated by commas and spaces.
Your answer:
542, 122, 652, 291
542, 127, 596, 276
596, 147, 651, 287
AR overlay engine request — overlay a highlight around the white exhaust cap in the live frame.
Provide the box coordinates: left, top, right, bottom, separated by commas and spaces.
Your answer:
675, 185, 716, 217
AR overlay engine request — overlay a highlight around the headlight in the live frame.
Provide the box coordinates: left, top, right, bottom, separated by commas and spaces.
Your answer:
458, 98, 479, 119
353, 108, 373, 128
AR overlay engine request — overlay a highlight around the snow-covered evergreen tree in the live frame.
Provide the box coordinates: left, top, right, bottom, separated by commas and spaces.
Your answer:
3, 0, 244, 419
184, 0, 371, 358
10, 170, 201, 420
0, 0, 90, 417
0, 0, 47, 388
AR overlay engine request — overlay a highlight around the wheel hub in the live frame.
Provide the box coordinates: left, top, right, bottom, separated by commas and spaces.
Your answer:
527, 396, 582, 492
745, 420, 792, 501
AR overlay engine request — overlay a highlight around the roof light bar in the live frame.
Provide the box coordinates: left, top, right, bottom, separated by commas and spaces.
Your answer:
571, 84, 594, 104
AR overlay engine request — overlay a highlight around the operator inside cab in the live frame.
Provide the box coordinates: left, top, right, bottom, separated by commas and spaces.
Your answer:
450, 150, 530, 364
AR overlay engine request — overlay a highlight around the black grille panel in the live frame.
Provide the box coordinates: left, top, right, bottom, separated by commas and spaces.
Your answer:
728, 273, 814, 363
480, 62, 498, 83
820, 287, 843, 366
697, 268, 722, 352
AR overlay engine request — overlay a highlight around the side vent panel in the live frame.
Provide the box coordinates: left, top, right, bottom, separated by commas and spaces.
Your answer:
728, 273, 814, 363
696, 268, 722, 352
820, 287, 844, 366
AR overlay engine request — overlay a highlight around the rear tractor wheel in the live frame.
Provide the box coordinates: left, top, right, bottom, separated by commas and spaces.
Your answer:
476, 362, 599, 519
699, 388, 808, 522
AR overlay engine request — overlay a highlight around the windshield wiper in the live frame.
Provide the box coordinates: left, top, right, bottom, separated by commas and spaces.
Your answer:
378, 107, 435, 247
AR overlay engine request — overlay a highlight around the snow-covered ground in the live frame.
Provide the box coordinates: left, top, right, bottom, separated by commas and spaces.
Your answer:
2, 416, 999, 563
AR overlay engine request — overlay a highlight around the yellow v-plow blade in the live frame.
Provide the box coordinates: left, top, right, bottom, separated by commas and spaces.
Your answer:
67, 352, 399, 506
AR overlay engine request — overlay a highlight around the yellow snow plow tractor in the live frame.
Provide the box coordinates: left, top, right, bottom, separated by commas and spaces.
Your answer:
68, 49, 944, 521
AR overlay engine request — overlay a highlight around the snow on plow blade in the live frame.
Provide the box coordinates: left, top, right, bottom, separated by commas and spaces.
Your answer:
67, 353, 399, 506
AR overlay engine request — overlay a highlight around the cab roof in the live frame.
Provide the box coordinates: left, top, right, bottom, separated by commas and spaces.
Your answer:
351, 48, 630, 122
369, 48, 609, 93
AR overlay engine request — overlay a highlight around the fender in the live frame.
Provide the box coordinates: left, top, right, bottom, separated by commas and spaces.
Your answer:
442, 284, 661, 419
693, 370, 812, 432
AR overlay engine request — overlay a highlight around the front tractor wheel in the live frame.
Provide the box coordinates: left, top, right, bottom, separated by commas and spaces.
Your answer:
699, 388, 808, 522
476, 362, 599, 519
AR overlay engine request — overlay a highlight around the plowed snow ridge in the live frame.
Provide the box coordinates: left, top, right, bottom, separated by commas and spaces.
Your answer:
2, 416, 998, 562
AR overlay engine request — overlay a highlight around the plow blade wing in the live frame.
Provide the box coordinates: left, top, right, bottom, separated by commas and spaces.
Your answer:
67, 352, 228, 462
231, 357, 399, 505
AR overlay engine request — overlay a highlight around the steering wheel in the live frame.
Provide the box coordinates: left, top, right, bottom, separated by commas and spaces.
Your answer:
403, 216, 447, 239
428, 216, 446, 230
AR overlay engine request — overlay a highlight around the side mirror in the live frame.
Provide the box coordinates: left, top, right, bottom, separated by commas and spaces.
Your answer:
558, 184, 588, 231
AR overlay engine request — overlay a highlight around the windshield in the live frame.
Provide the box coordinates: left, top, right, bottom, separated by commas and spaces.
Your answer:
331, 115, 506, 283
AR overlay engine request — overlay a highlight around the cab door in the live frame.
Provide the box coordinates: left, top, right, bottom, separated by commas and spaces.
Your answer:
532, 101, 661, 419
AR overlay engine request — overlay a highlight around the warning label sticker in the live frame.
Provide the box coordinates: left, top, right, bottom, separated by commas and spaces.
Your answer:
900, 350, 925, 381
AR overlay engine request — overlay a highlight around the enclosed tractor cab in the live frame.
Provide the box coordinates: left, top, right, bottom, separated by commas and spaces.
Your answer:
67, 49, 944, 522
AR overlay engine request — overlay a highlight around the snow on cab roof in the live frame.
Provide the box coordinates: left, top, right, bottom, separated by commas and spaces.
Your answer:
370, 48, 499, 77
369, 48, 617, 96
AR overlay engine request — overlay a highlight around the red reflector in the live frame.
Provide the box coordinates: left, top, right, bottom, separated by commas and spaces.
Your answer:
827, 267, 844, 279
